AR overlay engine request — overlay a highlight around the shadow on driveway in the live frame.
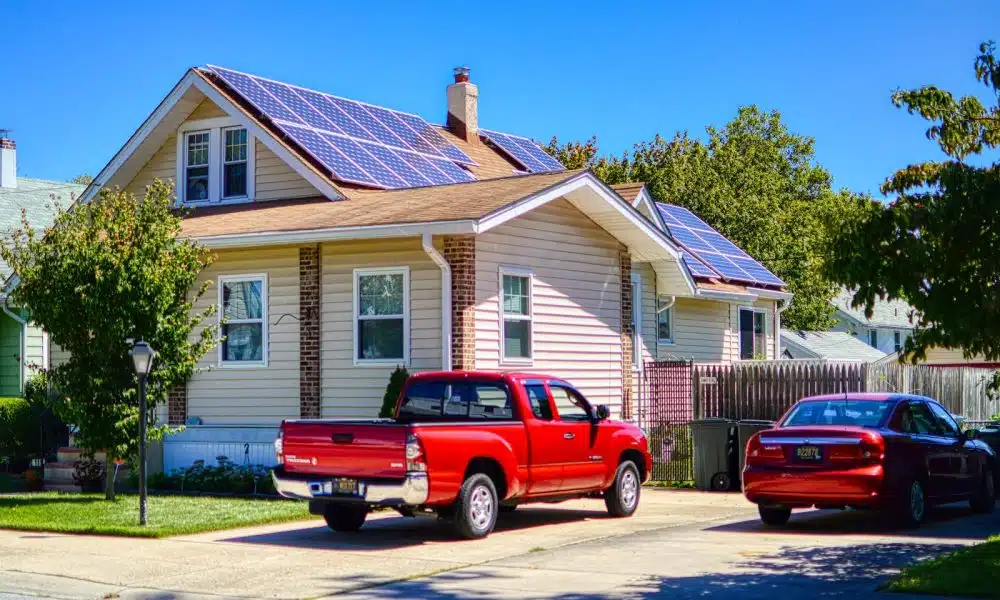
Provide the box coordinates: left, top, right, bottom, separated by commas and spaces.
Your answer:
218, 506, 610, 551
329, 542, 964, 599
709, 502, 1000, 540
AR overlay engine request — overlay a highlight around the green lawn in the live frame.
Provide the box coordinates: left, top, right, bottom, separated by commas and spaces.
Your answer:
0, 492, 314, 538
886, 536, 1000, 598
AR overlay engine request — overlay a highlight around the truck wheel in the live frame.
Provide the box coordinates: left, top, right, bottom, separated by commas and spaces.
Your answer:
453, 473, 498, 539
758, 505, 791, 526
323, 504, 368, 533
604, 460, 641, 518
971, 469, 996, 514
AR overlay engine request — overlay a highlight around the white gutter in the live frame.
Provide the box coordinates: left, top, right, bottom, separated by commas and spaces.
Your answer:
2, 295, 27, 393
421, 233, 452, 371
195, 220, 477, 249
775, 296, 793, 358
695, 288, 758, 304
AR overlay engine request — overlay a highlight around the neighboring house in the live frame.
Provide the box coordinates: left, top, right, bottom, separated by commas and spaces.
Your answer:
876, 347, 999, 368
0, 137, 83, 396
780, 330, 886, 362
831, 288, 916, 355
63, 65, 789, 469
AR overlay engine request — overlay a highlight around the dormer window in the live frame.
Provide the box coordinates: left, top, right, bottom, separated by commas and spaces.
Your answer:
177, 118, 255, 204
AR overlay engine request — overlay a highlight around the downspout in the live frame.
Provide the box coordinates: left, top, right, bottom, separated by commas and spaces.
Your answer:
2, 295, 27, 394
422, 233, 452, 371
775, 296, 792, 359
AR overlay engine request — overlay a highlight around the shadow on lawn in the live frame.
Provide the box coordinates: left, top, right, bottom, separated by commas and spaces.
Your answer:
324, 541, 964, 599
219, 505, 609, 551
0, 494, 109, 508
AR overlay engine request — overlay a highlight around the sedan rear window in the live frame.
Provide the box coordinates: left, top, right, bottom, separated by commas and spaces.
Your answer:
783, 399, 892, 428
399, 381, 513, 421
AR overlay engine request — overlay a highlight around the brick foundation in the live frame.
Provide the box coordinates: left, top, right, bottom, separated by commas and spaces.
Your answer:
444, 236, 476, 371
620, 250, 634, 420
167, 384, 187, 426
299, 245, 321, 419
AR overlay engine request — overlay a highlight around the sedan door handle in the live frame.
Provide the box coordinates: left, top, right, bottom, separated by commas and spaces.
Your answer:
563, 432, 576, 440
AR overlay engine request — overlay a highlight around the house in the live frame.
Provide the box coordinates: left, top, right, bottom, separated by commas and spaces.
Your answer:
63, 65, 790, 470
831, 288, 915, 354
0, 136, 84, 396
780, 329, 886, 361
875, 347, 999, 368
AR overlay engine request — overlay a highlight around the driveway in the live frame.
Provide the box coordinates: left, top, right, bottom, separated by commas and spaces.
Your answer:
0, 490, 993, 599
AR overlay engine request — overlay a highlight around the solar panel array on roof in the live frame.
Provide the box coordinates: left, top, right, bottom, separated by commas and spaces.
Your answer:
479, 129, 565, 173
657, 204, 786, 287
204, 65, 477, 190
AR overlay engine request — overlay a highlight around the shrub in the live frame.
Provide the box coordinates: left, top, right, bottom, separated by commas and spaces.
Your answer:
72, 459, 106, 491
379, 366, 409, 418
126, 456, 276, 495
0, 397, 34, 461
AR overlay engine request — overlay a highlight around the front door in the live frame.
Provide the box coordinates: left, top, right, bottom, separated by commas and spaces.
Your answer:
548, 384, 606, 492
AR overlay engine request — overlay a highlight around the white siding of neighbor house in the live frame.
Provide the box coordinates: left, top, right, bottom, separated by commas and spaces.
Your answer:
474, 199, 625, 415
124, 99, 320, 202
320, 238, 443, 418
185, 246, 300, 426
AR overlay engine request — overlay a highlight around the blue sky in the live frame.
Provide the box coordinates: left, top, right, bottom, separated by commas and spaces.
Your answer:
3, 1, 996, 196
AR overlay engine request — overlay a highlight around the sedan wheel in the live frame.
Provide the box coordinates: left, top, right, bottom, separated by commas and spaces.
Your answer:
971, 469, 996, 514
896, 478, 927, 528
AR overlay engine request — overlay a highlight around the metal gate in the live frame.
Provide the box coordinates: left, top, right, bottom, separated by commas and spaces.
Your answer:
640, 360, 694, 482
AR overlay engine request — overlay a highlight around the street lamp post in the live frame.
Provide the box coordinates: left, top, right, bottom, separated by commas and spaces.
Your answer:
129, 340, 156, 526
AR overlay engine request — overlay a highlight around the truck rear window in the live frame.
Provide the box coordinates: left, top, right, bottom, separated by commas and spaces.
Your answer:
399, 381, 513, 421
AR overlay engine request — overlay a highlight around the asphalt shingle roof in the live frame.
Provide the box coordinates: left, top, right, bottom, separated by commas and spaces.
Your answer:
781, 329, 887, 361
0, 178, 84, 277
833, 288, 916, 329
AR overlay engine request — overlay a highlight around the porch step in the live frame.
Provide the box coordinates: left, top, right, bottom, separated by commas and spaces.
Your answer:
56, 447, 106, 463
42, 482, 82, 493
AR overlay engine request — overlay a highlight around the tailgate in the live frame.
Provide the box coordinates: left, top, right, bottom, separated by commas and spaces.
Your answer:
282, 421, 408, 478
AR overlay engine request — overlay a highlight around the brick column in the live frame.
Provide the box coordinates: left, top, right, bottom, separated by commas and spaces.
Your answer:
444, 236, 476, 371
299, 245, 321, 419
167, 384, 187, 426
620, 250, 634, 420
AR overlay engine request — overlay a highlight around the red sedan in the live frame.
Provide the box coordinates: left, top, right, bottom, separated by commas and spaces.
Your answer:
743, 393, 997, 527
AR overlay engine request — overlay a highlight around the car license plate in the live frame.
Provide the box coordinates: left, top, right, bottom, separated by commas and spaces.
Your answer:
310, 478, 361, 497
795, 445, 822, 461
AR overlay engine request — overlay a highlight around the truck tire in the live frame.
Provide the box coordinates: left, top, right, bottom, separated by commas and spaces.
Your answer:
453, 473, 498, 539
324, 504, 368, 533
604, 460, 641, 518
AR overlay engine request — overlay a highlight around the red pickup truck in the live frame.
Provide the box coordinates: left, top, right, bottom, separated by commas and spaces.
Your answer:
271, 371, 651, 539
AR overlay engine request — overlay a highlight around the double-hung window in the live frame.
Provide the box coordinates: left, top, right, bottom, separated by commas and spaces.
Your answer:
219, 274, 267, 366
500, 268, 533, 362
894, 331, 902, 352
177, 118, 254, 204
354, 267, 409, 365
739, 308, 766, 360
869, 329, 879, 349
657, 299, 674, 345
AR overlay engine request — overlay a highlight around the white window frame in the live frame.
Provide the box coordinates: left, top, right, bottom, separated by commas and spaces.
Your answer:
221, 125, 251, 200
353, 266, 410, 367
499, 266, 534, 365
894, 330, 902, 353
656, 300, 675, 346
869, 329, 879, 349
217, 273, 268, 368
176, 117, 255, 205
738, 307, 767, 360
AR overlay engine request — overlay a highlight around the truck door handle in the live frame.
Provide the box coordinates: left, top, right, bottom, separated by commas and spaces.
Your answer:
563, 432, 576, 440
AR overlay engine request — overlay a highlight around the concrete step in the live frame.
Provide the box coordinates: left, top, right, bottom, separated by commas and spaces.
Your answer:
56, 447, 106, 463
44, 461, 130, 485
42, 482, 81, 493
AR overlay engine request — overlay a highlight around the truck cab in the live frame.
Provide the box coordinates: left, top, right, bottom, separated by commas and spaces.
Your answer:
272, 371, 651, 539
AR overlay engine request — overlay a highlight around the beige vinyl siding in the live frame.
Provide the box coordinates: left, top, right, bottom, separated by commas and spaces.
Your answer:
186, 246, 300, 426
475, 199, 625, 415
124, 99, 320, 202
660, 298, 734, 362
255, 140, 320, 200
730, 301, 777, 360
49, 341, 70, 369
321, 238, 442, 417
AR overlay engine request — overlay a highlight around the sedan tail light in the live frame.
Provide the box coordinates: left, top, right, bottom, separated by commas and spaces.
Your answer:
745, 434, 784, 466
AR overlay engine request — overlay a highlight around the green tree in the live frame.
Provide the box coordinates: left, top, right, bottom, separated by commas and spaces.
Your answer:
68, 174, 94, 185
0, 179, 218, 499
828, 41, 1000, 364
547, 108, 868, 329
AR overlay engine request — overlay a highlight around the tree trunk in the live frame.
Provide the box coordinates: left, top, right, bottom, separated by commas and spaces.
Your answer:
104, 454, 115, 500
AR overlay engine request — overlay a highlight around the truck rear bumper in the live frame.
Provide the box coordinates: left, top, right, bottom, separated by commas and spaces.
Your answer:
271, 467, 429, 505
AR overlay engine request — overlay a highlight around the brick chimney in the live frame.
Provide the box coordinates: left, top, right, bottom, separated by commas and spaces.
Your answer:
0, 136, 15, 189
447, 67, 478, 143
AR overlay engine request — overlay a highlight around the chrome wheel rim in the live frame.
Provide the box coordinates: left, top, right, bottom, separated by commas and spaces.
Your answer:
469, 485, 493, 531
910, 481, 925, 522
621, 469, 638, 510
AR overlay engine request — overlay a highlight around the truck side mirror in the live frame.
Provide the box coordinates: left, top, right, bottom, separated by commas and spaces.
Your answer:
594, 404, 610, 421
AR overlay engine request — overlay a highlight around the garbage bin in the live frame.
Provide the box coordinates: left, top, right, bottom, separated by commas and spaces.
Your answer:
735, 420, 776, 486
975, 424, 1000, 456
691, 419, 736, 491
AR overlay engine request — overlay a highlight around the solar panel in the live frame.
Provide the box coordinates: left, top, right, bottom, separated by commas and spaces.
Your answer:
204, 65, 478, 189
479, 129, 564, 173
655, 203, 785, 287
682, 251, 719, 279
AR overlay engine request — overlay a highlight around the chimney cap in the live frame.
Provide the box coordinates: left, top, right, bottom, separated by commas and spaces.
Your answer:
453, 66, 470, 84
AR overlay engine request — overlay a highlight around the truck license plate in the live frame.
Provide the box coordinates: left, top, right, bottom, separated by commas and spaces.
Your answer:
795, 445, 821, 461
310, 478, 361, 497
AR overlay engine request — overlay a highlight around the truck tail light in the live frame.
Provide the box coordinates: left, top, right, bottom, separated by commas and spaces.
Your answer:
274, 422, 285, 465
405, 433, 426, 472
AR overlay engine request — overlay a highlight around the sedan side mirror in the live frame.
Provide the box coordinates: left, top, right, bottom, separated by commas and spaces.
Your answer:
964, 429, 978, 441
594, 404, 610, 421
